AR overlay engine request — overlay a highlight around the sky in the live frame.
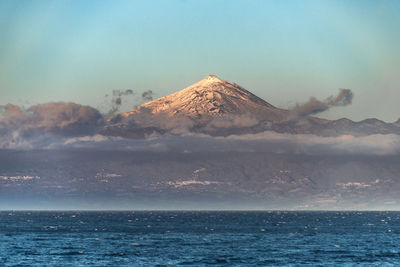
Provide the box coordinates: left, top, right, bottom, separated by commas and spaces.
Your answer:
1, 0, 399, 122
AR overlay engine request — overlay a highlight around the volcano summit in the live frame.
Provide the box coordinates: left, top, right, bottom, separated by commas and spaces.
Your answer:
123, 75, 288, 124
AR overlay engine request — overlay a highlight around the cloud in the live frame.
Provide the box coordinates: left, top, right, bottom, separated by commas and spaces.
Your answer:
120, 107, 194, 134
85, 131, 400, 155
223, 131, 400, 155
2, 126, 399, 156
0, 130, 60, 150
106, 89, 135, 114
289, 89, 353, 119
206, 114, 259, 129
104, 89, 154, 115
0, 102, 104, 137
0, 96, 398, 156
63, 134, 110, 145
0, 104, 24, 117
141, 90, 154, 101
119, 111, 261, 136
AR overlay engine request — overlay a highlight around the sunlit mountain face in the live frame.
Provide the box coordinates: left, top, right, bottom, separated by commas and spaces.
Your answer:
1, 75, 400, 210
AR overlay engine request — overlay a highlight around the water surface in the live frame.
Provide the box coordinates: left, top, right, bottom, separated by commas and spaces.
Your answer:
0, 211, 399, 266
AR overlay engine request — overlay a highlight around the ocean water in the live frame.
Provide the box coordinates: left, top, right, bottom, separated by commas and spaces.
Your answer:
0, 211, 400, 266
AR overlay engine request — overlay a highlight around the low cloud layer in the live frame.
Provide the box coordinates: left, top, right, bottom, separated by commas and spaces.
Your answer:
289, 89, 353, 119
1, 128, 399, 156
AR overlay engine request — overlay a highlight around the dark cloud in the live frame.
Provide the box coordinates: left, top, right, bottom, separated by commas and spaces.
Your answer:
105, 89, 153, 115
141, 90, 153, 101
289, 89, 353, 119
327, 89, 353, 106
112, 89, 134, 97
107, 89, 135, 114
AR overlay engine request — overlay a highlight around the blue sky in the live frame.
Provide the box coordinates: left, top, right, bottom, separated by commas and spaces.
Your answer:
1, 0, 399, 121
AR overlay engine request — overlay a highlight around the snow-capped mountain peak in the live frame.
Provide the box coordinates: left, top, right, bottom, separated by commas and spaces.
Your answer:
122, 75, 288, 123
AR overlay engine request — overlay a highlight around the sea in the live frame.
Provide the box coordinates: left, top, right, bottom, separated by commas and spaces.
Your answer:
0, 211, 399, 266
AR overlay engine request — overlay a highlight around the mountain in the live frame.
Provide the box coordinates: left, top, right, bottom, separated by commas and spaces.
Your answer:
101, 75, 400, 138
123, 75, 288, 124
